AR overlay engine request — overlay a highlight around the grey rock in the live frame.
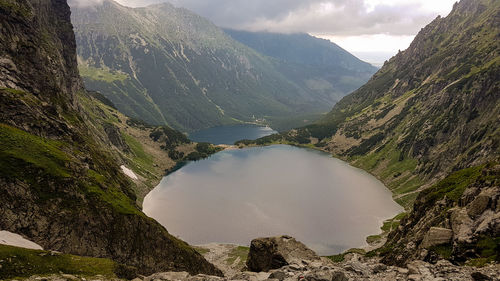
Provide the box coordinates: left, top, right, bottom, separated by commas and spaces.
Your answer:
372, 264, 387, 274
303, 270, 333, 281
187, 274, 226, 281
331, 271, 348, 281
246, 236, 320, 272
474, 211, 500, 235
268, 271, 287, 281
144, 272, 190, 281
471, 272, 492, 281
344, 261, 370, 276
467, 195, 490, 218
231, 271, 270, 281
421, 227, 453, 248
451, 208, 474, 243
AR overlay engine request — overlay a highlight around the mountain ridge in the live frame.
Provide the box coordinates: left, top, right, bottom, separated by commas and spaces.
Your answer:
223, 29, 378, 116
0, 0, 222, 276
223, 29, 376, 71
71, 0, 376, 132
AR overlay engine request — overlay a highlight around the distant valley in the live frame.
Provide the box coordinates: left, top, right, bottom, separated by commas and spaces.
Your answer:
71, 0, 376, 132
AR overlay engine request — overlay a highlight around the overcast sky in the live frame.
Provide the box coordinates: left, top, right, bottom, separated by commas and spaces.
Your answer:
71, 0, 458, 65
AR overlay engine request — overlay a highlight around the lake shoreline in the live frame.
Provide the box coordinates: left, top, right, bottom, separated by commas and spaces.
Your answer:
144, 144, 402, 256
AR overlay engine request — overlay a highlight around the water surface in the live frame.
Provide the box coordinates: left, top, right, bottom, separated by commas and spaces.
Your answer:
189, 125, 277, 145
143, 145, 402, 255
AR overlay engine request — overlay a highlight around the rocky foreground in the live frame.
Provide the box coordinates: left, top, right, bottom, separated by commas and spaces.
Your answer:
16, 236, 499, 281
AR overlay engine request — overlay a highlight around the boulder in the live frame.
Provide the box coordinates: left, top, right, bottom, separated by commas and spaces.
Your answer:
246, 236, 320, 272
421, 227, 453, 248
450, 208, 474, 243
467, 195, 490, 218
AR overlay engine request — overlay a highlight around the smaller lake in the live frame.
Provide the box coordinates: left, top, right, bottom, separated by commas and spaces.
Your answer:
189, 125, 277, 145
144, 145, 402, 255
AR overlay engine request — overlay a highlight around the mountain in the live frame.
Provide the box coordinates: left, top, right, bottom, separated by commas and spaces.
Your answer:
224, 29, 377, 93
71, 0, 376, 132
0, 0, 221, 277
317, 0, 499, 205
240, 0, 499, 266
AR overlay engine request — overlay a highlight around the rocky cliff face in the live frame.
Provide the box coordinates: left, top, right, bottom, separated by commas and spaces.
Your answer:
0, 0, 221, 276
0, 0, 81, 101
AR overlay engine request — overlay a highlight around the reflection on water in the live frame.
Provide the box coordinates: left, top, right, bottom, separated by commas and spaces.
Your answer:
189, 125, 277, 145
143, 145, 402, 255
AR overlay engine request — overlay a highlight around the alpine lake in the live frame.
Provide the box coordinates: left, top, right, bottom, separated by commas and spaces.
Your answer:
143, 125, 402, 255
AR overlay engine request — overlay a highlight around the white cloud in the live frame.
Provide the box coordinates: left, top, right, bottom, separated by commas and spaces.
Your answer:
69, 0, 459, 63
315, 34, 416, 65
318, 34, 415, 53
69, 0, 104, 7
70, 0, 458, 37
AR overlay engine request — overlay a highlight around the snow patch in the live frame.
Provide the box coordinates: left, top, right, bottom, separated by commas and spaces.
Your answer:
0, 231, 43, 250
121, 165, 138, 180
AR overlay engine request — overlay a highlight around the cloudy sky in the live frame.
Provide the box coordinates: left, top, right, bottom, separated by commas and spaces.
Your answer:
72, 0, 458, 65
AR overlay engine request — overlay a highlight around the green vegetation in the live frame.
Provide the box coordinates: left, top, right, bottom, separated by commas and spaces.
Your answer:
366, 235, 383, 244
348, 133, 385, 156
0, 244, 118, 279
423, 165, 486, 204
0, 87, 25, 95
84, 182, 141, 216
195, 142, 221, 155
78, 65, 128, 83
366, 243, 395, 258
88, 91, 117, 109
352, 140, 422, 209
193, 247, 210, 255
0, 123, 72, 179
225, 246, 250, 266
380, 213, 406, 232
0, 0, 32, 18
122, 132, 155, 178
150, 126, 190, 149
325, 248, 366, 263
265, 112, 326, 132
235, 133, 284, 146
430, 244, 453, 259
184, 143, 222, 161
465, 236, 500, 267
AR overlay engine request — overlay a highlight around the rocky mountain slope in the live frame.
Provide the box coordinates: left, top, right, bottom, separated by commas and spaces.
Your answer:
71, 0, 375, 132
239, 0, 499, 266
318, 0, 500, 206
224, 29, 377, 101
13, 235, 498, 281
0, 0, 221, 276
244, 0, 499, 208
